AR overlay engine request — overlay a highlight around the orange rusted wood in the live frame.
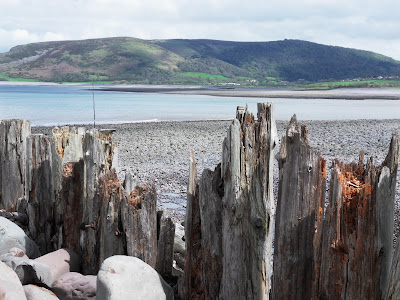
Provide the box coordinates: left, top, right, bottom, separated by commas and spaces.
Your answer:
318, 134, 399, 300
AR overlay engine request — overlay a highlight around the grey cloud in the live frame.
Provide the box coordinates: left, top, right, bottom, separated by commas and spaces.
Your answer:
0, 0, 400, 59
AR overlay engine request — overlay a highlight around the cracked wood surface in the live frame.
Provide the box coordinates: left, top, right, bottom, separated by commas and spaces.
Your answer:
184, 103, 277, 300
272, 115, 326, 300
318, 135, 399, 300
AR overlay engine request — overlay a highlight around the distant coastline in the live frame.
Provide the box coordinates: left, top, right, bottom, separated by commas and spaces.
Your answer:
1, 81, 400, 100
97, 85, 400, 100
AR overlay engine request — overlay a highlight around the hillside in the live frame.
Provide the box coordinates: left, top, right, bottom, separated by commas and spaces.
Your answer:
1, 37, 400, 84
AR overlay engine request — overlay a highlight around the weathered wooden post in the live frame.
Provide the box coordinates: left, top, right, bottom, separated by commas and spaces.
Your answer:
121, 184, 158, 268
184, 103, 277, 299
317, 134, 399, 300
220, 103, 276, 300
184, 152, 203, 299
52, 127, 120, 273
0, 119, 31, 211
271, 115, 326, 299
156, 210, 176, 278
26, 134, 57, 254
79, 129, 116, 273
98, 170, 126, 265
387, 239, 400, 300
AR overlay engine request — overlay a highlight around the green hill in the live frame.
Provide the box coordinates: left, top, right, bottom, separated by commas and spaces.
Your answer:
1, 37, 399, 84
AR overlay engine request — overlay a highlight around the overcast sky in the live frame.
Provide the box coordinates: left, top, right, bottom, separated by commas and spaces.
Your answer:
1, 0, 400, 60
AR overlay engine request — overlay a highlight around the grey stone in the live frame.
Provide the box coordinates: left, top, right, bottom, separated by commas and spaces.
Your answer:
23, 285, 59, 300
97, 255, 174, 300
0, 217, 40, 258
0, 260, 27, 299
51, 272, 96, 300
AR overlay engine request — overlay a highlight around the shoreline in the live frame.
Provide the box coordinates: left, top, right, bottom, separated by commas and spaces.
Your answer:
30, 117, 400, 128
2, 81, 400, 100
97, 86, 400, 100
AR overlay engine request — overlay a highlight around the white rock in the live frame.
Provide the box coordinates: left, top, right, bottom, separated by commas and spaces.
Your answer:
1, 256, 52, 286
0, 217, 40, 258
0, 260, 27, 299
23, 285, 59, 300
97, 255, 174, 300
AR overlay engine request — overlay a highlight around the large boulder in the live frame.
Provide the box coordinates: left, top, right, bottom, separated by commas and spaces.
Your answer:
0, 217, 40, 258
52, 272, 96, 300
97, 255, 174, 300
23, 285, 59, 300
0, 260, 27, 299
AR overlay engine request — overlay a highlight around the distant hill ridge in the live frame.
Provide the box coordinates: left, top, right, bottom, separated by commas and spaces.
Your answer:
0, 37, 399, 84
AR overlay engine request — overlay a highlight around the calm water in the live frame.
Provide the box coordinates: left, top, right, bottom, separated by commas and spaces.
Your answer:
0, 83, 399, 126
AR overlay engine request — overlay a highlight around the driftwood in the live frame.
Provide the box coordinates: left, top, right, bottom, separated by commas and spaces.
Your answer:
317, 134, 398, 300
272, 115, 326, 299
184, 103, 277, 299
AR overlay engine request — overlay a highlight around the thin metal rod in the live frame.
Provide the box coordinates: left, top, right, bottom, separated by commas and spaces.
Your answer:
92, 82, 96, 128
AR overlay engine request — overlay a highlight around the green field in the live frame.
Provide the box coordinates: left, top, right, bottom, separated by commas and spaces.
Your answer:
307, 79, 400, 89
0, 74, 39, 82
181, 72, 229, 80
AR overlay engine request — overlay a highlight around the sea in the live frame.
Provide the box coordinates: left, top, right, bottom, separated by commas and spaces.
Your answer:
1, 83, 400, 126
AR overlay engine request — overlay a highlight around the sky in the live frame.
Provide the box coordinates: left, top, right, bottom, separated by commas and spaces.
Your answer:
1, 0, 400, 60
